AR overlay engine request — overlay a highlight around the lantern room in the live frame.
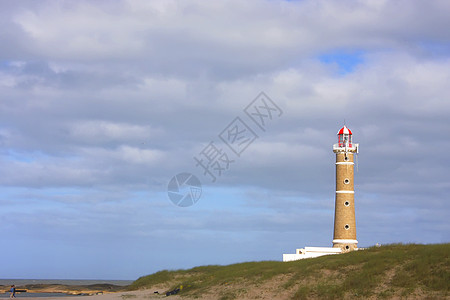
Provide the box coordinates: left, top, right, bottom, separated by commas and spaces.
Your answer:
337, 125, 352, 147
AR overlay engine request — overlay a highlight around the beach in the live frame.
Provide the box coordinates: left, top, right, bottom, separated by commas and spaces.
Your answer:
0, 280, 133, 299
4, 290, 173, 300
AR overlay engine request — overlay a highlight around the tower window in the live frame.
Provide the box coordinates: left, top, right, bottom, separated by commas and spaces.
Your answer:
345, 245, 350, 250
344, 156, 349, 161
344, 178, 350, 184
344, 201, 350, 206
344, 224, 350, 230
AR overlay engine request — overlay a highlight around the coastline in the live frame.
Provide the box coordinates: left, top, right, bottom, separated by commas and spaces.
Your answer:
0, 282, 129, 298
0, 280, 132, 286
1, 289, 172, 300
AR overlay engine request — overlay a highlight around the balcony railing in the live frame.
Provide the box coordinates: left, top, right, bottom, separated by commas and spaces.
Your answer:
333, 143, 359, 153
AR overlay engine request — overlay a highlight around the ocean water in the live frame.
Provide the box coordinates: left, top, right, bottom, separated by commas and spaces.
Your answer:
0, 279, 132, 286
0, 279, 133, 298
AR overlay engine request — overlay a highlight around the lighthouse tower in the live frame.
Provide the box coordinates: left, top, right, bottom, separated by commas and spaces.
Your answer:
332, 125, 359, 252
282, 125, 362, 262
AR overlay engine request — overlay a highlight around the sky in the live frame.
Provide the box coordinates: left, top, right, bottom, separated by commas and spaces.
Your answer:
1, 0, 449, 280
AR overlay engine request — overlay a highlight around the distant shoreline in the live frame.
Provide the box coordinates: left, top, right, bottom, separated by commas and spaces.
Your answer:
0, 279, 132, 286
1, 280, 131, 297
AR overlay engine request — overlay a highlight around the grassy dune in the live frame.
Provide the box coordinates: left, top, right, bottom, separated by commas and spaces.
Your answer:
130, 243, 449, 299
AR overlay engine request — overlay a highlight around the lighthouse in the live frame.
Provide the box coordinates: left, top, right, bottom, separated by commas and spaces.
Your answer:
332, 125, 359, 252
282, 125, 361, 261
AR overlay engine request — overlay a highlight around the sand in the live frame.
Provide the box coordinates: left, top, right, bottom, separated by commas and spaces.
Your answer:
15, 290, 176, 300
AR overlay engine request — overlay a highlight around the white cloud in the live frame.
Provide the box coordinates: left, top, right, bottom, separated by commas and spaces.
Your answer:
69, 121, 163, 144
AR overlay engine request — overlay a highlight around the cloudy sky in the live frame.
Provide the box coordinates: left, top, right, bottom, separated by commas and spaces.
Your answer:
1, 0, 449, 280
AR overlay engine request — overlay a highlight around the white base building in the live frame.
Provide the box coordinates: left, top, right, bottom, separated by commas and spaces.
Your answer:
283, 246, 342, 262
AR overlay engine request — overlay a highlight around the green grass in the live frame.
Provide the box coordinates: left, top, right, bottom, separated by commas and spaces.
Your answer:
129, 243, 449, 299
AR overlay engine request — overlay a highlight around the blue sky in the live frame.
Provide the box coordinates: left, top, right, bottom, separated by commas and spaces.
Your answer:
318, 50, 365, 74
1, 0, 450, 280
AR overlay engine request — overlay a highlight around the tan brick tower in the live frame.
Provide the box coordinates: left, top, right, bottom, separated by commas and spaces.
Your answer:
332, 125, 359, 252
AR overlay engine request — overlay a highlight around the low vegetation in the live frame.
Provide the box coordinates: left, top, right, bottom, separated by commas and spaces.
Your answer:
130, 243, 449, 299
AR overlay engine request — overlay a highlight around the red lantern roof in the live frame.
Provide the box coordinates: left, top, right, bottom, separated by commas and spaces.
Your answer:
337, 125, 352, 135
